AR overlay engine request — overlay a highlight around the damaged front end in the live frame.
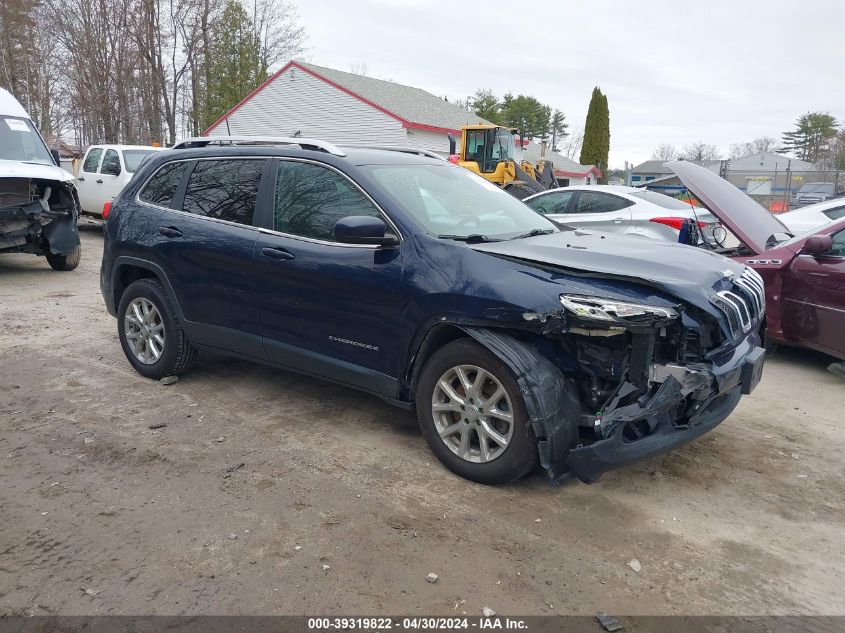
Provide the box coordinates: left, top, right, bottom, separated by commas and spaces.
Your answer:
554, 292, 764, 483
465, 284, 765, 485
0, 177, 80, 256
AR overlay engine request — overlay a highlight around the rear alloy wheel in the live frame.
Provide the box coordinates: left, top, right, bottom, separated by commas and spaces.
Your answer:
124, 297, 166, 365
417, 339, 538, 484
117, 279, 196, 379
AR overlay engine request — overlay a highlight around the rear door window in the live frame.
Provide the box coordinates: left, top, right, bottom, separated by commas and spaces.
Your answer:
181, 159, 264, 226
572, 191, 631, 213
82, 148, 103, 173
139, 161, 189, 208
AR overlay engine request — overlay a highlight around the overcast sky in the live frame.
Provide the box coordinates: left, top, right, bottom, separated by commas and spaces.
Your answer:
296, 0, 844, 168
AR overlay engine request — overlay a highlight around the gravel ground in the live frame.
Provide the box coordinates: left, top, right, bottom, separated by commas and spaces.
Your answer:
1, 228, 843, 617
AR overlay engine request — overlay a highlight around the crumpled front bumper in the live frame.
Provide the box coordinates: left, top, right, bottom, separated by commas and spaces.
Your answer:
562, 340, 765, 484
0, 199, 79, 255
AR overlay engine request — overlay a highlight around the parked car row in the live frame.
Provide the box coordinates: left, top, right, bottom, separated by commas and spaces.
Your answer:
3, 86, 839, 485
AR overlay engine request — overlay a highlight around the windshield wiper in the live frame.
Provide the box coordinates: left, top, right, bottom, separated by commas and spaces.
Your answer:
510, 228, 555, 240
437, 234, 498, 243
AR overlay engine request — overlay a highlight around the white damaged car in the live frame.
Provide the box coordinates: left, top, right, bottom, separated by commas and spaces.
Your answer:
0, 88, 81, 271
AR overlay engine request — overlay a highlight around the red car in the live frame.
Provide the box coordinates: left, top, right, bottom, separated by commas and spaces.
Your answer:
669, 161, 845, 360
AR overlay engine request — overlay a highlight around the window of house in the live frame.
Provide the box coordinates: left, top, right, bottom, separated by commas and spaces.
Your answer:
83, 148, 103, 173
181, 159, 264, 225
139, 161, 189, 208
274, 161, 381, 241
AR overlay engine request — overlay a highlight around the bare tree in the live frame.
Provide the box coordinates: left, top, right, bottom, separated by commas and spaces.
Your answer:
6, 0, 307, 145
349, 61, 368, 76
561, 126, 584, 161
681, 141, 721, 161
651, 144, 678, 161
729, 136, 779, 159
245, 0, 307, 74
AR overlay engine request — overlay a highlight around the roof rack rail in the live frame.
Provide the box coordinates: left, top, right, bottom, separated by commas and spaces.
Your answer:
349, 146, 447, 161
171, 136, 346, 157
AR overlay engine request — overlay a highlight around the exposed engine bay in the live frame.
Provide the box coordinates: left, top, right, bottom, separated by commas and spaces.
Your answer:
0, 177, 80, 256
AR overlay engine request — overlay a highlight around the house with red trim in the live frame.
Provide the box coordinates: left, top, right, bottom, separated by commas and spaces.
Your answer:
521, 141, 602, 186
204, 61, 493, 155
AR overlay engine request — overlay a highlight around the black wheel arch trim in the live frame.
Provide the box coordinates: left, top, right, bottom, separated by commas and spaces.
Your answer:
108, 256, 185, 320
405, 323, 580, 483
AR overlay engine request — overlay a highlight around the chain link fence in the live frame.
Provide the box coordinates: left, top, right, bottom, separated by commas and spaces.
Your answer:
717, 162, 844, 213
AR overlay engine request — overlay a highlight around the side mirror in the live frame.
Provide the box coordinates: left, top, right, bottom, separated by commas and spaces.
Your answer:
333, 215, 398, 247
802, 234, 833, 255
50, 149, 61, 167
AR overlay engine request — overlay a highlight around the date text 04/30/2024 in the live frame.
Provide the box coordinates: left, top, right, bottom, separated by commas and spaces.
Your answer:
307, 617, 528, 630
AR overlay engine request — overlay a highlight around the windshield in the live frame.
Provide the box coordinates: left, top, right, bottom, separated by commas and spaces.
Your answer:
123, 149, 157, 173
491, 128, 514, 162
630, 189, 696, 210
0, 116, 54, 165
364, 164, 558, 240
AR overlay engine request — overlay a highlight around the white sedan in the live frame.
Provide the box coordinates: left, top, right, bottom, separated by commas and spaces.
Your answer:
777, 198, 845, 234
523, 185, 721, 243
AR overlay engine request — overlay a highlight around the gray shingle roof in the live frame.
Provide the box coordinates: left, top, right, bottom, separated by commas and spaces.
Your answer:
298, 62, 492, 132
520, 141, 596, 174
633, 159, 719, 174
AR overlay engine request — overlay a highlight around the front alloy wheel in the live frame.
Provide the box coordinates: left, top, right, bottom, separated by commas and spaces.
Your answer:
416, 338, 538, 484
432, 365, 514, 463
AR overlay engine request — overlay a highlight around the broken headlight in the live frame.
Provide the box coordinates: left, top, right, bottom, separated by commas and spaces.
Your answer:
560, 295, 678, 322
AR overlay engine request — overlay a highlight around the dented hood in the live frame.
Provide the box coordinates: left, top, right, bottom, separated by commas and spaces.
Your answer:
0, 159, 74, 183
470, 229, 744, 309
667, 160, 790, 254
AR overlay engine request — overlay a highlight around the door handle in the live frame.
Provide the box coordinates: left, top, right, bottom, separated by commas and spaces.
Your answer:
96, 179, 103, 184
77, 176, 85, 181
612, 218, 624, 224
261, 247, 295, 261
158, 226, 182, 238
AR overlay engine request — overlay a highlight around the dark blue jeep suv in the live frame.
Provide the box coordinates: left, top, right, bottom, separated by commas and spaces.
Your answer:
100, 137, 766, 485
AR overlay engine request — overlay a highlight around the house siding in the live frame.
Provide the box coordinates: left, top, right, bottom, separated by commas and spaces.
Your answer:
208, 66, 406, 146
403, 129, 453, 155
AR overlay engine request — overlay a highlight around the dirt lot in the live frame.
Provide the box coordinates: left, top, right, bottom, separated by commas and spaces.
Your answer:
1, 227, 844, 617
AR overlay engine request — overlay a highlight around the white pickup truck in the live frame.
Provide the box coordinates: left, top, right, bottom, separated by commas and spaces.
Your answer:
76, 144, 163, 215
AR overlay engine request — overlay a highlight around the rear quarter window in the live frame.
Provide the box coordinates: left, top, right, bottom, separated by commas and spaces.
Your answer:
139, 161, 189, 208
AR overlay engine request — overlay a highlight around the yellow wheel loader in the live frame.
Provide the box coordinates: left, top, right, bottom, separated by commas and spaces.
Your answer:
448, 125, 556, 199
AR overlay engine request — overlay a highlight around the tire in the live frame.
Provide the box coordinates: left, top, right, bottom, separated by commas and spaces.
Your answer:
117, 278, 196, 379
46, 243, 81, 271
416, 338, 539, 484
764, 340, 778, 358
